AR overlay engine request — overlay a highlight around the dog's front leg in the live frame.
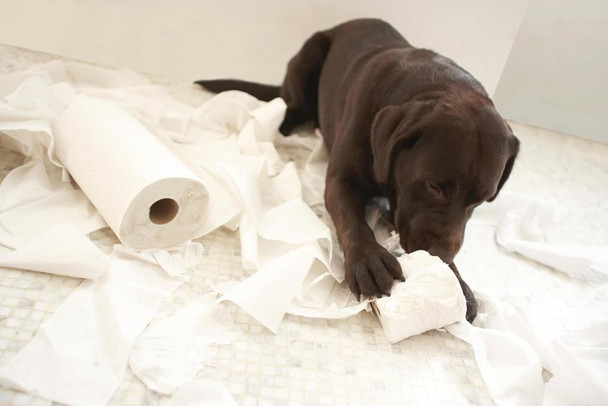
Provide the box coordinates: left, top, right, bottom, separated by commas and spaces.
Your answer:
325, 176, 404, 300
448, 262, 478, 322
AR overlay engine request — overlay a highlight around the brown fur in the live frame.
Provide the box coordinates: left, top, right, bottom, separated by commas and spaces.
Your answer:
197, 19, 520, 322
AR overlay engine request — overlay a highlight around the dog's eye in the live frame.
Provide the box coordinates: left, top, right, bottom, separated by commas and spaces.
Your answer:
428, 182, 443, 197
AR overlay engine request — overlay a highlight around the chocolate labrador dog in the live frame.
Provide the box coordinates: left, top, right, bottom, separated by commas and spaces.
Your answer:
197, 19, 519, 322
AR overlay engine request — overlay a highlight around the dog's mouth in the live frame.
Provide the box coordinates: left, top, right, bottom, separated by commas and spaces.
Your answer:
398, 233, 412, 254
398, 231, 456, 263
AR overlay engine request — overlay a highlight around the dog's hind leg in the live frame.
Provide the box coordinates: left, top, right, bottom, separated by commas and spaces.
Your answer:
279, 32, 331, 135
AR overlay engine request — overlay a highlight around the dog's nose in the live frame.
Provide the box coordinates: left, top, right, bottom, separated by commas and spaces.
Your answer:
427, 234, 462, 264
405, 235, 458, 263
402, 224, 463, 263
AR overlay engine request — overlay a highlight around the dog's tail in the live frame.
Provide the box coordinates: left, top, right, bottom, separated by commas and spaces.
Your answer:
195, 79, 280, 102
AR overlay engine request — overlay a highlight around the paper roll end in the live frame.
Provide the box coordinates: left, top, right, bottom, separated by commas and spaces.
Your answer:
120, 179, 208, 250
149, 198, 179, 225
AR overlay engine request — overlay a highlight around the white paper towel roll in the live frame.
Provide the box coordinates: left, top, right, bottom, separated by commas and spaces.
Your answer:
53, 97, 209, 249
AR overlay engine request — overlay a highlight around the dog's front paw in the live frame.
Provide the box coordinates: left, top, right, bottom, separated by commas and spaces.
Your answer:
345, 242, 405, 300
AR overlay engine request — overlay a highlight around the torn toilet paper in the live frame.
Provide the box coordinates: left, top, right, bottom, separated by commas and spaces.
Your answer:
221, 244, 326, 333
129, 292, 243, 395
0, 224, 110, 279
374, 251, 466, 344
446, 289, 608, 406
446, 315, 544, 406
0, 158, 107, 238
541, 321, 608, 405
474, 191, 608, 278
0, 242, 203, 406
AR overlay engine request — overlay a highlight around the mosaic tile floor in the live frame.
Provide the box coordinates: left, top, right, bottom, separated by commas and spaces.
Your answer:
1, 43, 607, 406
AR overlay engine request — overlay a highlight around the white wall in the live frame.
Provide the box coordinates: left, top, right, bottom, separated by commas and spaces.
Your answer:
493, 0, 608, 143
0, 0, 528, 96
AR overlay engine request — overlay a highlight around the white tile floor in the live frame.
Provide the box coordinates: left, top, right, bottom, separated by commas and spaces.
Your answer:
0, 44, 606, 405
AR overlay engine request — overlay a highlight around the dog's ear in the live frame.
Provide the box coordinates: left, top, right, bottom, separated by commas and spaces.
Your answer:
488, 131, 520, 202
371, 101, 435, 184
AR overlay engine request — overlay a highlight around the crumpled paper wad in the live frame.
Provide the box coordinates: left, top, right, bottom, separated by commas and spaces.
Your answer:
374, 250, 466, 343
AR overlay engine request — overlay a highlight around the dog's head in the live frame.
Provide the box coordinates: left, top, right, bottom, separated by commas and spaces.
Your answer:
371, 94, 519, 263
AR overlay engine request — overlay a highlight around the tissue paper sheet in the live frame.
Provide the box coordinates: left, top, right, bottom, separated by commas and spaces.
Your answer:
0, 224, 110, 279
129, 293, 243, 394
475, 191, 608, 278
447, 290, 608, 406
0, 158, 107, 237
0, 243, 201, 406
541, 321, 608, 406
447, 192, 608, 405
221, 245, 324, 333
374, 251, 466, 344
446, 318, 544, 406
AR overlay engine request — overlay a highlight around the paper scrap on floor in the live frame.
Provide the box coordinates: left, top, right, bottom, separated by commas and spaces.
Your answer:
0, 60, 606, 406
